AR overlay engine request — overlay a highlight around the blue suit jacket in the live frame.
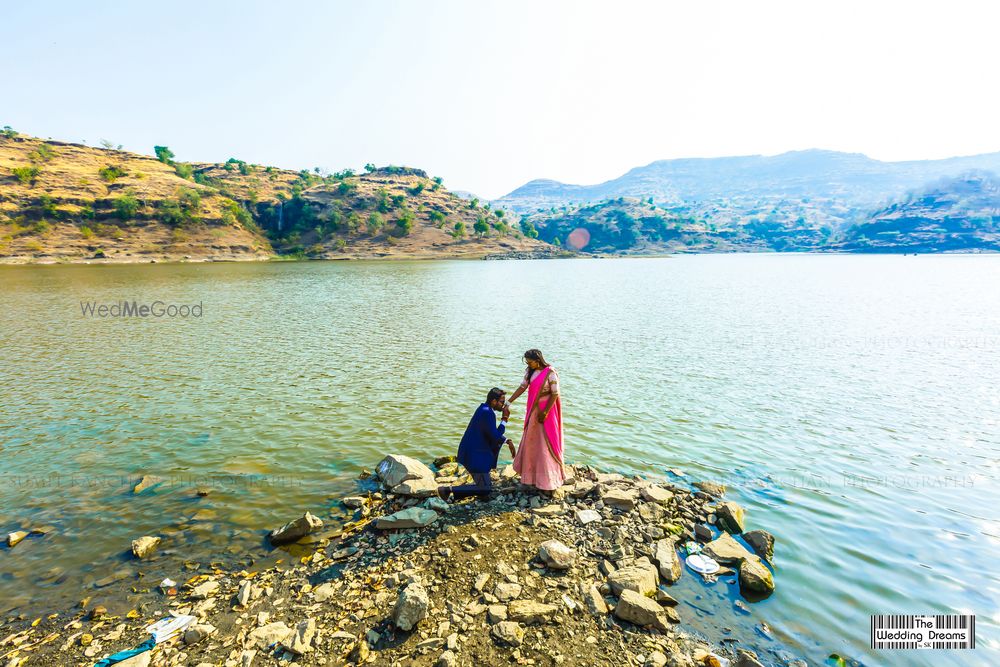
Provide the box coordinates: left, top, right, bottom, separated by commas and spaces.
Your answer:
456, 403, 507, 474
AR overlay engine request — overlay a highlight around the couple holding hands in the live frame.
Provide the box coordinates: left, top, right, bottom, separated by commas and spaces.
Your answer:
439, 349, 565, 500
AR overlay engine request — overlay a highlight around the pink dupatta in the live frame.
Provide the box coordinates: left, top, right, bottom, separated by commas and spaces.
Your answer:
525, 366, 564, 464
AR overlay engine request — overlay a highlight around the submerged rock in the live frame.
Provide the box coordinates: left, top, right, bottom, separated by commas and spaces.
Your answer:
739, 557, 775, 596
130, 535, 160, 560
7, 530, 29, 548
268, 512, 323, 545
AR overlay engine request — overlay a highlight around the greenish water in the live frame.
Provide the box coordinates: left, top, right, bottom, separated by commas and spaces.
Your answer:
1, 255, 998, 666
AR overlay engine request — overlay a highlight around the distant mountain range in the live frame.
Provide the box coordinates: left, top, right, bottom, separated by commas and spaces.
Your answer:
497, 149, 1000, 212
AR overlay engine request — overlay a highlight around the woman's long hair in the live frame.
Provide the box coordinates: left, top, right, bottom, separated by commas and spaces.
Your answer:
523, 348, 550, 381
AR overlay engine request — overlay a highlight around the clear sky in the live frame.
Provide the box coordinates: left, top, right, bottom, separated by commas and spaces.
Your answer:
4, 0, 998, 198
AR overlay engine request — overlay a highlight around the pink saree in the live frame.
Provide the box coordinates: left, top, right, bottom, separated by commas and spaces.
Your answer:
513, 367, 566, 490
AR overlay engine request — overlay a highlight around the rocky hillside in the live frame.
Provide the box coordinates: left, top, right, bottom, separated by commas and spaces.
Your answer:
837, 172, 1000, 252
0, 130, 553, 263
524, 198, 835, 253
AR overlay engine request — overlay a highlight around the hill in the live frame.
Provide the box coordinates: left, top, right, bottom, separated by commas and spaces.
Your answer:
497, 149, 1000, 213
0, 130, 553, 263
837, 172, 1000, 252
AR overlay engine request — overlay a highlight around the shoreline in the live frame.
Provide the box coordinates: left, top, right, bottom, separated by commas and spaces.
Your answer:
0, 456, 790, 667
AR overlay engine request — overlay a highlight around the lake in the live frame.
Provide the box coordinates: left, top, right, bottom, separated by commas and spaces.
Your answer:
1, 254, 998, 666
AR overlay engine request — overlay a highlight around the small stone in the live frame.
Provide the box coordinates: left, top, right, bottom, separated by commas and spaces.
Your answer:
531, 504, 565, 517
491, 621, 525, 647
247, 622, 293, 650
646, 650, 668, 667
130, 536, 160, 560
538, 539, 576, 570
473, 573, 491, 593
494, 582, 522, 601
641, 485, 674, 505
693, 481, 725, 497
602, 488, 638, 510
694, 524, 714, 542
283, 618, 316, 654
376, 507, 439, 530
7, 531, 29, 547
716, 501, 746, 534
235, 580, 253, 606
735, 649, 767, 667
438, 649, 458, 667
575, 509, 601, 525
653, 539, 682, 583
613, 589, 671, 633
312, 582, 337, 602
342, 496, 367, 508
582, 584, 608, 615
268, 512, 323, 545
739, 557, 775, 596
183, 623, 216, 645
607, 563, 659, 597
393, 583, 430, 631
743, 529, 775, 562
507, 600, 559, 625
487, 604, 508, 624
423, 497, 450, 512
133, 475, 162, 493
190, 579, 219, 599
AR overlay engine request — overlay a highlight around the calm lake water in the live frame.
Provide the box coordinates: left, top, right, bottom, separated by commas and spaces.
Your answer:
1, 255, 998, 666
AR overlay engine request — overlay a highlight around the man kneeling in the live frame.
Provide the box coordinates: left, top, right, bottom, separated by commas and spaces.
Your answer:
440, 387, 516, 500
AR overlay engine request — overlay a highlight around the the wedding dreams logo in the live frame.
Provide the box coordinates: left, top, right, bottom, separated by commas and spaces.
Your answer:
79, 299, 203, 318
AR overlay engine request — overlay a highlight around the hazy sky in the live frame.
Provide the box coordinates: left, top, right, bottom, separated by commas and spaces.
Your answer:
4, 1, 998, 198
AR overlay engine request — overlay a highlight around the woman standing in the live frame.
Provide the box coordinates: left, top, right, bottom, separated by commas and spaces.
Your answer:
507, 349, 565, 492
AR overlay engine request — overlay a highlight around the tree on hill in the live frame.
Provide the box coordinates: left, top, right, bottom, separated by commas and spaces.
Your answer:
154, 146, 175, 164
473, 217, 490, 237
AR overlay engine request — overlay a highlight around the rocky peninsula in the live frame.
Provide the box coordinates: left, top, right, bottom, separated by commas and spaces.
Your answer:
0, 456, 786, 667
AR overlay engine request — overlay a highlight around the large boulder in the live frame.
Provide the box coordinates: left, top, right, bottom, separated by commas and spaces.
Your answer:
607, 563, 659, 597
538, 539, 576, 570
268, 512, 323, 545
743, 529, 775, 562
653, 539, 682, 583
738, 557, 775, 596
393, 583, 429, 631
613, 589, 672, 633
702, 532, 754, 565
377, 455, 435, 488
715, 501, 746, 534
376, 508, 439, 530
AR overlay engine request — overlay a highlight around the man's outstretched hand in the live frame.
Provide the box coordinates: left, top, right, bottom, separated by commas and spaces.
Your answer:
506, 439, 516, 458
502, 404, 511, 421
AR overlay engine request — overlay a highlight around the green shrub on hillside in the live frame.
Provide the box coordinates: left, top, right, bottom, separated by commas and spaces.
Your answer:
1, 126, 17, 139
28, 144, 56, 163
12, 165, 40, 186
154, 145, 175, 164
390, 194, 406, 209
368, 212, 384, 233
409, 182, 425, 195
429, 210, 446, 227
473, 217, 489, 237
99, 165, 127, 182
174, 163, 194, 180
452, 221, 465, 238
114, 192, 140, 221
337, 181, 357, 196
395, 209, 415, 236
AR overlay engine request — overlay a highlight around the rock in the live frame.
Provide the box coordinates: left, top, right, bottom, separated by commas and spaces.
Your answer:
538, 539, 576, 569
613, 589, 671, 633
739, 557, 775, 596
743, 529, 775, 562
641, 485, 674, 505
433, 455, 457, 468
423, 497, 450, 512
494, 582, 522, 601
235, 580, 253, 606
376, 507, 439, 530
130, 536, 160, 560
694, 524, 714, 542
508, 600, 558, 624
638, 503, 665, 523
597, 472, 624, 484
190, 579, 219, 599
702, 532, 754, 565
342, 496, 367, 508
438, 650, 458, 667
116, 652, 152, 667
646, 650, 668, 667
601, 488, 638, 510
312, 582, 337, 602
716, 501, 746, 534
607, 563, 659, 597
575, 509, 601, 525
487, 604, 508, 624
183, 623, 215, 644
653, 539, 682, 583
491, 621, 525, 647
693, 481, 725, 497
735, 649, 767, 667
376, 454, 435, 488
655, 587, 678, 605
531, 504, 566, 516
268, 512, 323, 545
247, 622, 293, 649
473, 573, 491, 593
393, 583, 429, 631
499, 464, 518, 480
132, 475, 162, 493
568, 481, 597, 498
7, 531, 28, 547
282, 618, 317, 654
391, 476, 440, 498
195, 486, 211, 497
582, 584, 608, 615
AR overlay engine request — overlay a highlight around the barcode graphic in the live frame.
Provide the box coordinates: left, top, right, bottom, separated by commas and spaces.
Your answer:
871, 615, 975, 649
